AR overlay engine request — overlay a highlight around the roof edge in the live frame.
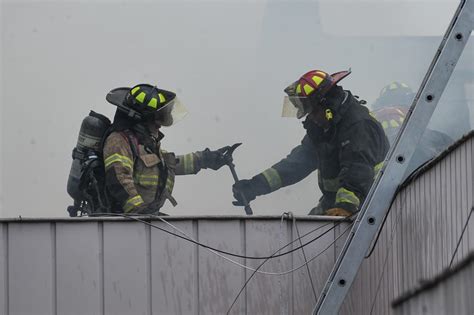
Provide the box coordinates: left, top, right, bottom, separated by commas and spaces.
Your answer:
401, 130, 474, 188
0, 214, 348, 223
392, 249, 474, 308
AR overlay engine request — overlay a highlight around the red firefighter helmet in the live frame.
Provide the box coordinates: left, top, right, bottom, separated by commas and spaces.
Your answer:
372, 106, 407, 144
282, 69, 351, 119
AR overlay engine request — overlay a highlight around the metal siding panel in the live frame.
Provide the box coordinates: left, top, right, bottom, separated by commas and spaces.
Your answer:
245, 219, 291, 315
433, 165, 442, 276
454, 146, 463, 264
103, 221, 149, 315
345, 138, 474, 314
292, 221, 335, 315
9, 223, 54, 315
56, 222, 101, 315
462, 139, 473, 255
459, 143, 469, 260
0, 224, 6, 315
198, 220, 244, 315
150, 220, 196, 315
470, 138, 474, 253
450, 150, 458, 266
394, 195, 403, 300
339, 222, 357, 315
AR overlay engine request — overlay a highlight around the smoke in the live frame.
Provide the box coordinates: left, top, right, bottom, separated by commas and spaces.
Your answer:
1, 0, 472, 217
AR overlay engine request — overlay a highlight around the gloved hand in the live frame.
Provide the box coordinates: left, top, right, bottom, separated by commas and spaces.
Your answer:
325, 207, 352, 217
232, 174, 270, 206
232, 179, 258, 206
200, 147, 229, 170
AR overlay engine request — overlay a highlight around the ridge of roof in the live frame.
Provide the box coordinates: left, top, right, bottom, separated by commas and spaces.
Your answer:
401, 130, 474, 188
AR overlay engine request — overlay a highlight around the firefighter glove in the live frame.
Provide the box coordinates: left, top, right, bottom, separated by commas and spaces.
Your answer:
200, 147, 228, 170
325, 207, 352, 217
232, 174, 270, 206
232, 179, 257, 206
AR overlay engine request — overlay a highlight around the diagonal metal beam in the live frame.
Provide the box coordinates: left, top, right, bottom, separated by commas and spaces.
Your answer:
313, 0, 474, 313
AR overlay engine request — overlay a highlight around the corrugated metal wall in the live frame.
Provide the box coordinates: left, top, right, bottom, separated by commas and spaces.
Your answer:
340, 135, 474, 315
0, 216, 347, 315
393, 254, 474, 315
1, 139, 471, 315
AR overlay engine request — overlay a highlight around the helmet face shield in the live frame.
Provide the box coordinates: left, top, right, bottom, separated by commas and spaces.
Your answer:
154, 97, 188, 127
281, 96, 312, 119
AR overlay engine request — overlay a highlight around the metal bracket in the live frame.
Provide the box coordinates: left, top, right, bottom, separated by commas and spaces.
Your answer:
313, 0, 474, 313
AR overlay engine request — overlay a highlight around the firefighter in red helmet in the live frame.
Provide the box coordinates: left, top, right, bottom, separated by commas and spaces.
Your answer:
372, 81, 453, 177
232, 70, 389, 216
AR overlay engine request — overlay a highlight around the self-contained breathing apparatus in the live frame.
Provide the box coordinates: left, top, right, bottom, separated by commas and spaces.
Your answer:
66, 84, 189, 217
66, 100, 143, 217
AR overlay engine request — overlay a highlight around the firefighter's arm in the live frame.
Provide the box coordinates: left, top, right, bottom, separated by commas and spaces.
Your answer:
336, 122, 381, 213
175, 146, 229, 175
175, 152, 202, 175
232, 136, 319, 206
103, 132, 145, 213
262, 135, 319, 192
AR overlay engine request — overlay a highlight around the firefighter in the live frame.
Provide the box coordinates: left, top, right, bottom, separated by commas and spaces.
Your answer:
372, 81, 453, 176
104, 83, 229, 214
232, 70, 390, 216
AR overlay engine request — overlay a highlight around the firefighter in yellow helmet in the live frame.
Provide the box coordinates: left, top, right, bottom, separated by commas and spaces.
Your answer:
372, 81, 453, 177
232, 70, 389, 216
104, 84, 229, 214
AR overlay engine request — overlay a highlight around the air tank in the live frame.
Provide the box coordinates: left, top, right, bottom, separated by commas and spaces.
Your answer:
67, 111, 111, 201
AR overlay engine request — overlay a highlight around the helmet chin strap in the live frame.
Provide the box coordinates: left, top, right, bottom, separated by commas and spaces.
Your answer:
145, 120, 161, 137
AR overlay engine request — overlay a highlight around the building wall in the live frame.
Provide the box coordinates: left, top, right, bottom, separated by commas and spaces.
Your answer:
340, 134, 474, 315
0, 216, 346, 315
392, 254, 474, 315
0, 138, 471, 315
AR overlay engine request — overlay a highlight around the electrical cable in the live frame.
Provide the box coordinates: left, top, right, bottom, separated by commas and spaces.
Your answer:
138, 212, 345, 276
277, 214, 287, 315
289, 211, 317, 301
152, 212, 353, 276
94, 212, 339, 260
226, 216, 356, 315
449, 206, 474, 268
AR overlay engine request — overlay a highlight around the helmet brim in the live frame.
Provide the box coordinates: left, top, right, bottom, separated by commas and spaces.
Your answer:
106, 87, 130, 106
330, 70, 351, 87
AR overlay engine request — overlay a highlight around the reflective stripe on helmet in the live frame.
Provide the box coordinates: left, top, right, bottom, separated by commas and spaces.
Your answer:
303, 84, 315, 95
389, 119, 400, 128
158, 93, 166, 103
262, 168, 282, 191
389, 82, 398, 90
148, 98, 158, 109
136, 92, 146, 103
312, 76, 324, 85
124, 195, 144, 213
104, 153, 133, 171
335, 187, 360, 207
131, 86, 140, 95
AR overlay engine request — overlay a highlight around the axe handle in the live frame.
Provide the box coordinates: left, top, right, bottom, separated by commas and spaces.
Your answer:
227, 163, 253, 215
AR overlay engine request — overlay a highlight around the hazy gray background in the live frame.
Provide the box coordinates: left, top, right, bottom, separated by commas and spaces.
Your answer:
1, 0, 472, 217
